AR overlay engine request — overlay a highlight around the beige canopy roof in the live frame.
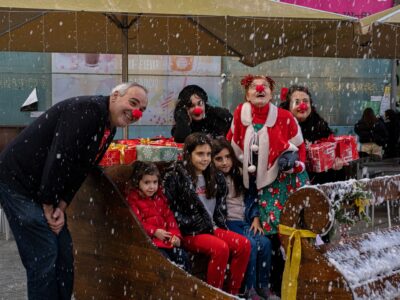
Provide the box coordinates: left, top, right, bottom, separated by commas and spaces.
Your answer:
357, 5, 400, 60
0, 0, 359, 66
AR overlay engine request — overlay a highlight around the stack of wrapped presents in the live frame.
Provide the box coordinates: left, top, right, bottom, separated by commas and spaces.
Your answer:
307, 135, 359, 173
99, 136, 183, 167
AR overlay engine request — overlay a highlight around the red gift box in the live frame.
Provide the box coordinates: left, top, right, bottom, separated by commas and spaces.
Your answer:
99, 143, 138, 166
101, 138, 183, 165
99, 148, 121, 167
307, 142, 337, 173
123, 147, 137, 164
334, 135, 359, 163
116, 139, 138, 164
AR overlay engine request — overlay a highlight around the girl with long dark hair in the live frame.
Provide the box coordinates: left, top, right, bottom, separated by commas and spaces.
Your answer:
164, 133, 250, 296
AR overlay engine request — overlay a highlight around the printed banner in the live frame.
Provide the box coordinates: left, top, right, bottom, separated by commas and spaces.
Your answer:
280, 0, 393, 18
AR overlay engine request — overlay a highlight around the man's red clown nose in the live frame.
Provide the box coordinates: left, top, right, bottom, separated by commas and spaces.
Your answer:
192, 107, 203, 116
131, 109, 143, 119
298, 102, 308, 112
256, 85, 265, 93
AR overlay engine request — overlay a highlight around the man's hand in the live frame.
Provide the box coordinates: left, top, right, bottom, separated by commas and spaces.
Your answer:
43, 203, 54, 224
42, 201, 66, 235
249, 217, 264, 235
50, 207, 65, 235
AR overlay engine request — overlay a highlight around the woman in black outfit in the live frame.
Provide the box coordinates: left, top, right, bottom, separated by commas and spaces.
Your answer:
354, 107, 388, 159
383, 109, 399, 158
281, 85, 346, 184
171, 85, 232, 143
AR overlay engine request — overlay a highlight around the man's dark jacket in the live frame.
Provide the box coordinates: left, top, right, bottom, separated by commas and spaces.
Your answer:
0, 95, 115, 206
163, 162, 228, 236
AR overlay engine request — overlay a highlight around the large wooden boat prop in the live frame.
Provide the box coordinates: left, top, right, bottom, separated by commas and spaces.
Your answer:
68, 164, 234, 299
69, 163, 400, 299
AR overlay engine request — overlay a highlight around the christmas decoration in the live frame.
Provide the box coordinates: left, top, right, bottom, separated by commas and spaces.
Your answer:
332, 181, 372, 226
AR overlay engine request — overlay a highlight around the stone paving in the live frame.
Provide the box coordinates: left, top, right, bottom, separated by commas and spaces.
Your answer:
0, 234, 27, 300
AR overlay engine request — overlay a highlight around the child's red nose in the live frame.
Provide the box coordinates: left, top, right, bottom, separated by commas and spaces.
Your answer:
192, 107, 203, 116
131, 109, 143, 119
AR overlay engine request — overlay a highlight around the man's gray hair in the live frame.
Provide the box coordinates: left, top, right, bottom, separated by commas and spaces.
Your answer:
111, 82, 148, 96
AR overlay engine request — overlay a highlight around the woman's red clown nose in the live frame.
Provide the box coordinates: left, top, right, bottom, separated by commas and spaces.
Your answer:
192, 107, 203, 116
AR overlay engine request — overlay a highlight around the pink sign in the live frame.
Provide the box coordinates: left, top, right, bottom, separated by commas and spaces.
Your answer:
280, 0, 394, 18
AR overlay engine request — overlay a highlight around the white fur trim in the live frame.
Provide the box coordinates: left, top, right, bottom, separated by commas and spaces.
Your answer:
290, 118, 304, 146
255, 126, 273, 189
256, 140, 300, 189
241, 102, 253, 126
295, 161, 306, 173
231, 140, 243, 163
265, 104, 278, 127
286, 143, 299, 153
241, 125, 255, 188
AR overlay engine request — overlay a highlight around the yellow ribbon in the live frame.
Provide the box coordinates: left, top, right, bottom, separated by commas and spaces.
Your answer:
140, 138, 151, 145
108, 143, 126, 164
279, 224, 317, 300
354, 198, 369, 214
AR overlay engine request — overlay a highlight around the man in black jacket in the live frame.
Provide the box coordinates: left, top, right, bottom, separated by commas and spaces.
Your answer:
0, 82, 148, 300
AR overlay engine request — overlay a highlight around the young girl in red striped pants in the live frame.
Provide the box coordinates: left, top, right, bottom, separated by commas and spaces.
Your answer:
164, 132, 251, 295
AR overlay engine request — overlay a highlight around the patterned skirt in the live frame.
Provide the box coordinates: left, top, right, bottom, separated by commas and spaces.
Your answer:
258, 171, 309, 235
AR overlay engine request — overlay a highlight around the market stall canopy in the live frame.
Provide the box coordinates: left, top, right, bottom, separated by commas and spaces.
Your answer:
0, 0, 359, 66
358, 5, 400, 60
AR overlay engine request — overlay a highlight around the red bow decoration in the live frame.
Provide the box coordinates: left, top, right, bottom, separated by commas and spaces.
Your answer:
240, 74, 254, 88
240, 74, 276, 92
298, 102, 308, 112
131, 109, 143, 119
256, 85, 265, 92
280, 87, 289, 101
192, 107, 203, 116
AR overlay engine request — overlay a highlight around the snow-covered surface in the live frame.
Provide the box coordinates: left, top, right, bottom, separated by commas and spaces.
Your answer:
315, 175, 400, 205
324, 227, 400, 299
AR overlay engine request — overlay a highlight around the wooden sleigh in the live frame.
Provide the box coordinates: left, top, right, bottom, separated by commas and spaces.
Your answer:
279, 175, 400, 299
68, 162, 400, 299
68, 164, 234, 299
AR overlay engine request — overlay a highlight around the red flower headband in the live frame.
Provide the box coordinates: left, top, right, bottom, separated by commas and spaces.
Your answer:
240, 74, 276, 92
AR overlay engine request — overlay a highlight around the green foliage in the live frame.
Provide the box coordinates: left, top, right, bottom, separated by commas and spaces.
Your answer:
333, 182, 372, 225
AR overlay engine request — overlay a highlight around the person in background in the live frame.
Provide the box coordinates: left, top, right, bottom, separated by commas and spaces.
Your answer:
383, 109, 400, 158
171, 85, 232, 143
227, 75, 309, 297
0, 82, 148, 300
354, 107, 388, 159
280, 85, 346, 184
126, 161, 190, 271
163, 133, 251, 296
212, 137, 271, 300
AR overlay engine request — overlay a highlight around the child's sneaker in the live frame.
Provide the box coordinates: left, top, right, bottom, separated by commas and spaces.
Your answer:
256, 287, 271, 299
246, 287, 263, 300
